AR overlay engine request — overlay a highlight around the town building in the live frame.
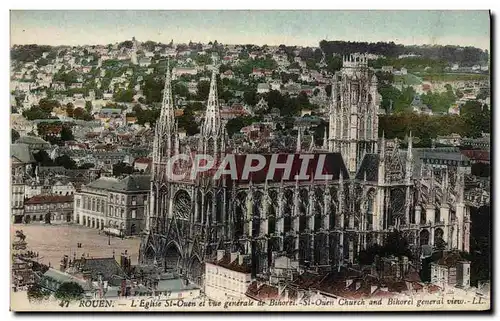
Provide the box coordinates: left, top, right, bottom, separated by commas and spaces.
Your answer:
205, 251, 252, 300
23, 194, 74, 224
11, 144, 35, 223
431, 252, 471, 288
73, 175, 150, 236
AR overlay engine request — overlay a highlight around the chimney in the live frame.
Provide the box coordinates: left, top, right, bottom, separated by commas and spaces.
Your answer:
217, 250, 225, 261
346, 279, 353, 288
82, 271, 92, 281
230, 252, 240, 263
370, 285, 378, 294
272, 251, 278, 266
402, 256, 409, 275
238, 254, 248, 266
283, 289, 289, 301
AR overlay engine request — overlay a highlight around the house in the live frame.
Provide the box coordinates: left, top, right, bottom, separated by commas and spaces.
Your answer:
430, 252, 470, 288
139, 57, 152, 67
448, 105, 460, 115
221, 70, 234, 80
23, 194, 74, 224
11, 143, 36, 223
38, 268, 95, 298
133, 157, 151, 173
381, 66, 394, 73
411, 95, 433, 115
171, 67, 197, 80
436, 134, 462, 147
205, 251, 252, 301
70, 82, 83, 89
251, 68, 265, 78
73, 175, 150, 236
257, 83, 270, 94
187, 81, 198, 95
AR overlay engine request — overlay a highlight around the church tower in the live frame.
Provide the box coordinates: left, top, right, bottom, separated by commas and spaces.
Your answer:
328, 53, 380, 175
147, 59, 178, 233
199, 54, 226, 158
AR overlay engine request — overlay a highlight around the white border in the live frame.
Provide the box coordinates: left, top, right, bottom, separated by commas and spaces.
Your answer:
1, 2, 498, 320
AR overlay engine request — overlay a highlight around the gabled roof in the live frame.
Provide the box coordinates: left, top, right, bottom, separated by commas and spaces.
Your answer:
42, 268, 92, 291
17, 136, 50, 146
85, 175, 150, 192
25, 195, 73, 205
77, 257, 127, 281
11, 143, 35, 163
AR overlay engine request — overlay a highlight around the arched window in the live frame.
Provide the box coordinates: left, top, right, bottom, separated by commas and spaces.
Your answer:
342, 111, 349, 139
366, 190, 375, 230
366, 114, 372, 138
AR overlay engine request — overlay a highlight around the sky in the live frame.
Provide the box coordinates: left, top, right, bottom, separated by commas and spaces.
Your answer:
10, 10, 490, 50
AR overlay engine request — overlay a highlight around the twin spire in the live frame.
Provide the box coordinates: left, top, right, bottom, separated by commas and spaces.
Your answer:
154, 55, 223, 161
202, 54, 222, 137
158, 59, 175, 135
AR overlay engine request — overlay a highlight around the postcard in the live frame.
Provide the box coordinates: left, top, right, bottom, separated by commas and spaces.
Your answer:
10, 10, 491, 312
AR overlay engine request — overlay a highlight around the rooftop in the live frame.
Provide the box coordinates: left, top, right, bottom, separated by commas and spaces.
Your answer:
25, 194, 74, 205
85, 175, 150, 192
11, 143, 35, 163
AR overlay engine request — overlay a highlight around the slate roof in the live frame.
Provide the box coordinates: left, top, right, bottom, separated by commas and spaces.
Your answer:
42, 268, 93, 291
25, 194, 73, 205
11, 143, 35, 163
17, 136, 50, 146
78, 257, 127, 282
435, 252, 469, 268
411, 147, 470, 177
86, 175, 150, 192
355, 154, 379, 181
156, 278, 198, 293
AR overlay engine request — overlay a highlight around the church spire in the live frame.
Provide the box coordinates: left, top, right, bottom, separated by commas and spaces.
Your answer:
296, 128, 302, 153
159, 58, 175, 134
322, 129, 328, 150
405, 131, 413, 183
202, 54, 221, 137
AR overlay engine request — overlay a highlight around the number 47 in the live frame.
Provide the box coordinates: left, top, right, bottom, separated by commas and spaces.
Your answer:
59, 300, 70, 308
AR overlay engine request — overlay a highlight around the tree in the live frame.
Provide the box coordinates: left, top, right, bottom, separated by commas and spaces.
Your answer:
54, 282, 84, 301
174, 83, 190, 98
197, 81, 211, 100
54, 155, 77, 170
12, 129, 20, 143
27, 284, 50, 302
119, 40, 134, 49
85, 101, 93, 113
34, 150, 54, 166
113, 161, 134, 177
266, 90, 285, 111
60, 126, 74, 141
73, 107, 93, 121
78, 163, 95, 169
226, 117, 252, 137
177, 109, 199, 136
113, 89, 135, 103
461, 100, 490, 137
243, 90, 258, 106
65, 103, 74, 117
